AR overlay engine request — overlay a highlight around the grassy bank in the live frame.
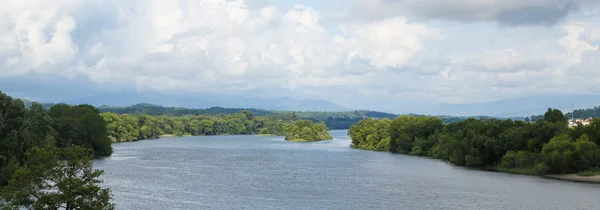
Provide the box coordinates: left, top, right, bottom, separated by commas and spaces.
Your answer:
495, 167, 537, 176
286, 139, 333, 142
257, 134, 279, 136
159, 134, 192, 138
442, 160, 600, 184
545, 174, 600, 183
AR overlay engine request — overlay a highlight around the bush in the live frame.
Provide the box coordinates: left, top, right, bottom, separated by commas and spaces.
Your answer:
534, 163, 549, 175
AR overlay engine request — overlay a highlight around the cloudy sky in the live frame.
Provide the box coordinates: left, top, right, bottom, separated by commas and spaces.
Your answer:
1, 0, 599, 111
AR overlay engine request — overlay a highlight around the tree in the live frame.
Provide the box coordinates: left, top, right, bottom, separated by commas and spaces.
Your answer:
49, 104, 113, 156
544, 108, 567, 124
284, 120, 332, 141
540, 134, 576, 173
1, 146, 115, 210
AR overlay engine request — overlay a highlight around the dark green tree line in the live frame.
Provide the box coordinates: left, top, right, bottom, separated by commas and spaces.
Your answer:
349, 108, 600, 175
0, 91, 114, 209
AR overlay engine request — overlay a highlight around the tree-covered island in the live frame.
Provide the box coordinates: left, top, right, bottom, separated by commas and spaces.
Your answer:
283, 120, 333, 142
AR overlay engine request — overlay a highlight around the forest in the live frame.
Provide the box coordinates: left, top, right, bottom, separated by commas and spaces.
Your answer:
0, 92, 309, 209
96, 103, 482, 129
98, 103, 275, 116
349, 108, 600, 176
99, 104, 403, 130
567, 106, 600, 118
526, 106, 600, 122
0, 92, 115, 209
97, 104, 400, 130
100, 111, 299, 142
283, 120, 333, 142
20, 100, 485, 130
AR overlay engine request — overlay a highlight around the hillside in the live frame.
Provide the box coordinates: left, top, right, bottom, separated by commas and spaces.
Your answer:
98, 103, 276, 116
97, 104, 403, 129
418, 94, 600, 117
16, 99, 56, 109
63, 92, 349, 112
16, 96, 496, 129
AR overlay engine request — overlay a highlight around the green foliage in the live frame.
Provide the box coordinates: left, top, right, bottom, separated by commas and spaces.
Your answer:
566, 106, 600, 119
389, 116, 443, 154
0, 92, 57, 185
283, 120, 333, 142
98, 103, 274, 116
543, 108, 568, 124
99, 110, 302, 142
499, 151, 538, 169
0, 91, 116, 207
348, 118, 391, 150
1, 146, 114, 210
577, 168, 600, 176
49, 104, 113, 156
349, 108, 600, 176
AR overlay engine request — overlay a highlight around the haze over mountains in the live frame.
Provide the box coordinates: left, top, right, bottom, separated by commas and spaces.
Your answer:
412, 94, 600, 117
22, 91, 600, 118
61, 92, 350, 112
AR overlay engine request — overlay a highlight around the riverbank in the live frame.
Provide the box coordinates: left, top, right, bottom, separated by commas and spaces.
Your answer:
257, 134, 279, 136
463, 163, 600, 184
450, 160, 600, 184
159, 134, 191, 138
286, 139, 332, 142
352, 148, 600, 184
546, 174, 600, 183
113, 133, 278, 143
98, 130, 600, 210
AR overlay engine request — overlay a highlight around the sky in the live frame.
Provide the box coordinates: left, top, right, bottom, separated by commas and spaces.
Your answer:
1, 0, 600, 112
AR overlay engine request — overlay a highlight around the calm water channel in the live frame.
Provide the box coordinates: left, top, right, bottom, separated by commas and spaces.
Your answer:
94, 130, 600, 210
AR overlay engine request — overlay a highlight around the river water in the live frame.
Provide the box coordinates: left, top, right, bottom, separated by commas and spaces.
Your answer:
94, 130, 600, 210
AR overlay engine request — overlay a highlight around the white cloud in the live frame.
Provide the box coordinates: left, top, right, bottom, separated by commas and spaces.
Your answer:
0, 0, 85, 76
343, 0, 600, 25
1, 0, 440, 96
337, 17, 443, 69
454, 49, 549, 73
0, 0, 600, 112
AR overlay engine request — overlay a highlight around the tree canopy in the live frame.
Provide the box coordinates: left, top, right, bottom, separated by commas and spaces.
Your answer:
0, 91, 115, 209
1, 146, 114, 210
349, 108, 600, 175
283, 120, 333, 142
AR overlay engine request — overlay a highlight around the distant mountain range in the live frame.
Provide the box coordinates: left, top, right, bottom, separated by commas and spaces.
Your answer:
13, 91, 600, 118
416, 94, 600, 117
60, 92, 350, 112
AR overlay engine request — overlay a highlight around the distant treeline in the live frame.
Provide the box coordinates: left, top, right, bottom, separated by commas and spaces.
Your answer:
349, 108, 600, 176
18, 100, 493, 129
100, 111, 298, 142
97, 104, 479, 129
567, 106, 600, 118
526, 106, 600, 122
98, 104, 404, 129
98, 103, 276, 116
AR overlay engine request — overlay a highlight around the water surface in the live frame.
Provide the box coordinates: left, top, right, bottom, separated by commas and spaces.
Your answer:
94, 130, 600, 210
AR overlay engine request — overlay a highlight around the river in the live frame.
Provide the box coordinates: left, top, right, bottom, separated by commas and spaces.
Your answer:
94, 130, 600, 210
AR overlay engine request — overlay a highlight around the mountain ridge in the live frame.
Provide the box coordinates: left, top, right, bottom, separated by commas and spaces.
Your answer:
420, 94, 600, 117
61, 92, 350, 112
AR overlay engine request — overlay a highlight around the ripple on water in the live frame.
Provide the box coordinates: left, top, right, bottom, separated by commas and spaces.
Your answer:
95, 131, 600, 210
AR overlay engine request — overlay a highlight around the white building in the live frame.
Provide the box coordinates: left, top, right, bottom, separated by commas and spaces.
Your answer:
568, 117, 594, 127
